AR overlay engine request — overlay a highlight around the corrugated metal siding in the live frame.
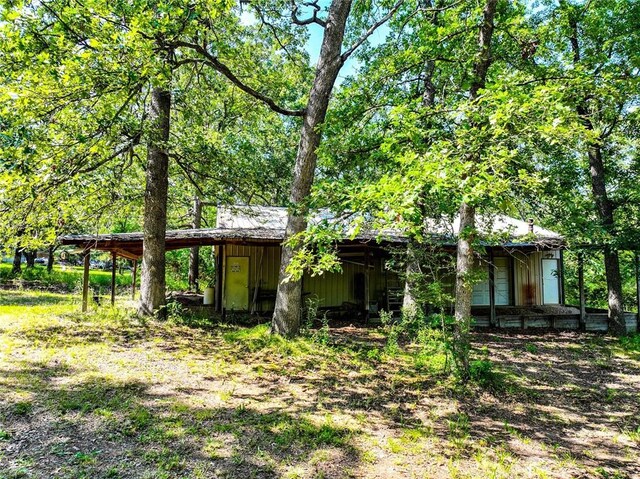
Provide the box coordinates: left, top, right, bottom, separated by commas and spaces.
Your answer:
222, 245, 280, 311
223, 244, 280, 289
219, 245, 563, 310
221, 246, 389, 311
303, 256, 387, 308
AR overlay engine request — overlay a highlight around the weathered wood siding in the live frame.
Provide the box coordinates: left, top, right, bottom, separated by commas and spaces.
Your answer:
473, 312, 637, 333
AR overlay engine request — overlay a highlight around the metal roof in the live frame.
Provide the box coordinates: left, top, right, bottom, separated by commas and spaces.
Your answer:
61, 205, 563, 258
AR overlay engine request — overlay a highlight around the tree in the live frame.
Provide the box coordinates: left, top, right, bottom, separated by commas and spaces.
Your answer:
1, 0, 303, 315
308, 0, 562, 376
271, 0, 356, 336
451, 0, 498, 379
139, 85, 172, 316
547, 0, 639, 336
268, 0, 403, 336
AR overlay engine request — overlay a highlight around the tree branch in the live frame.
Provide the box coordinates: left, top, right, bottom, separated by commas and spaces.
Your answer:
291, 0, 327, 27
174, 41, 306, 117
341, 0, 404, 63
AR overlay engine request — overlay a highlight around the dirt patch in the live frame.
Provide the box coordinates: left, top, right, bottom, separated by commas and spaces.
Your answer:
1, 296, 638, 478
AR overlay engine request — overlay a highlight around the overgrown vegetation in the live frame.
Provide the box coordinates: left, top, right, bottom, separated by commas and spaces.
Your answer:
620, 334, 640, 354
2, 291, 637, 478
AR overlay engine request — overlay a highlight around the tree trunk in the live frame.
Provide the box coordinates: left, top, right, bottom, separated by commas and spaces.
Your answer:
567, 16, 626, 336
402, 0, 442, 314
188, 197, 202, 291
271, 0, 353, 337
138, 87, 171, 317
452, 0, 498, 380
12, 247, 22, 274
453, 203, 476, 378
587, 143, 626, 335
47, 245, 56, 272
402, 240, 421, 316
25, 250, 36, 268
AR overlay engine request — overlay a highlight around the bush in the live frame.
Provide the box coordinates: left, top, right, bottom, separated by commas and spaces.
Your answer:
620, 334, 640, 353
468, 359, 506, 391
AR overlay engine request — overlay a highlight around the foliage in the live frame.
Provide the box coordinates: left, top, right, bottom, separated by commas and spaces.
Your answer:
0, 263, 134, 290
0, 0, 638, 355
380, 308, 451, 373
0, 0, 310, 256
619, 334, 640, 354
525, 0, 640, 321
468, 359, 495, 386
563, 250, 640, 312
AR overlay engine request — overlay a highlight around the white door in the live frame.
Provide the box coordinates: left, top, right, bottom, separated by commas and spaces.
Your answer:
472, 279, 490, 305
494, 257, 510, 306
472, 258, 511, 306
542, 259, 560, 304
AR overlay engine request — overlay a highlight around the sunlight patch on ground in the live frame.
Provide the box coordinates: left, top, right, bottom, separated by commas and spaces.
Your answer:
0, 290, 639, 478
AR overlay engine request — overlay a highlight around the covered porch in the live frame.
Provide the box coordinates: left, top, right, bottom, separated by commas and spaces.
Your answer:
61, 229, 640, 333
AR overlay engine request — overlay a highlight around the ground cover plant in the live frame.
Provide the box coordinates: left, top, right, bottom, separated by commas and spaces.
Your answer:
0, 290, 639, 478
0, 263, 188, 294
0, 264, 134, 292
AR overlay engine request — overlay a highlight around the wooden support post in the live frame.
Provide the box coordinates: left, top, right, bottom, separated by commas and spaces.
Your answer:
188, 197, 202, 291
364, 247, 370, 323
221, 246, 227, 318
111, 252, 117, 306
559, 249, 566, 305
82, 252, 90, 312
635, 252, 640, 333
250, 247, 264, 315
488, 248, 496, 328
131, 260, 138, 300
215, 245, 224, 312
578, 252, 586, 331
385, 263, 389, 312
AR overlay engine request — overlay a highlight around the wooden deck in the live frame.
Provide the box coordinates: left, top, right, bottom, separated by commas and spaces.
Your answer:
172, 294, 639, 333
471, 306, 638, 333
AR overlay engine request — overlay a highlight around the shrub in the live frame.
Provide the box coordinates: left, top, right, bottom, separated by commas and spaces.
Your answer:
620, 334, 640, 353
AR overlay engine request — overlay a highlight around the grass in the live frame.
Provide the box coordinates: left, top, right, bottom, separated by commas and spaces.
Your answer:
0, 262, 189, 293
0, 290, 639, 478
0, 262, 134, 291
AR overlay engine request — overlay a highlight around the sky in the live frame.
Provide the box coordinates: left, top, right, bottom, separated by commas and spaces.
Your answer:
241, 6, 390, 84
305, 17, 391, 83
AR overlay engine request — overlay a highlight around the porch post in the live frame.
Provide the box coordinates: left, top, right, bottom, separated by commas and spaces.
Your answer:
82, 252, 90, 312
111, 252, 117, 306
488, 247, 496, 328
215, 245, 224, 312
559, 249, 566, 305
635, 252, 640, 333
131, 260, 138, 300
220, 245, 227, 317
578, 251, 586, 331
364, 247, 370, 323
188, 196, 202, 291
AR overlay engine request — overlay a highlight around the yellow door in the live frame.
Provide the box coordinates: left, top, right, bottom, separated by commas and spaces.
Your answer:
225, 256, 249, 310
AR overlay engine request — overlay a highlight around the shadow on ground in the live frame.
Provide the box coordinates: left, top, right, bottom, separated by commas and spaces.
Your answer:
1, 294, 639, 478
